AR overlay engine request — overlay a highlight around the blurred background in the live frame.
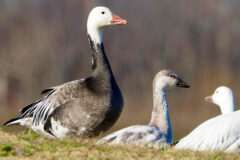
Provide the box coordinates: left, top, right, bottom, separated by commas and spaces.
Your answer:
0, 0, 240, 140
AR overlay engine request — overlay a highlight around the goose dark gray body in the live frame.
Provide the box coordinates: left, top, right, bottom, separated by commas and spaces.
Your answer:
4, 36, 123, 138
43, 38, 124, 137
4, 6, 125, 138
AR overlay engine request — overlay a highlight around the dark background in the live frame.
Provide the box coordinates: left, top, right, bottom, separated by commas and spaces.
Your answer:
1, 0, 240, 140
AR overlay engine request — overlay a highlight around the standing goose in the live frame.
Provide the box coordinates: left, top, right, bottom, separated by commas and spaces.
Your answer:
175, 87, 240, 152
205, 86, 235, 114
4, 6, 127, 138
97, 70, 190, 146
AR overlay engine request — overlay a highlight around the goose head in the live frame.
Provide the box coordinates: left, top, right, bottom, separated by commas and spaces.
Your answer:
205, 86, 235, 114
153, 70, 190, 89
87, 6, 127, 43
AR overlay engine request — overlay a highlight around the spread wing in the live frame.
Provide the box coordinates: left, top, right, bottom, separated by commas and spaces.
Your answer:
4, 79, 85, 126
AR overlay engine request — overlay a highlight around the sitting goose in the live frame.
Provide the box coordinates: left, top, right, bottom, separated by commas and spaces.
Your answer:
4, 6, 127, 138
175, 87, 240, 152
205, 86, 235, 114
97, 70, 190, 146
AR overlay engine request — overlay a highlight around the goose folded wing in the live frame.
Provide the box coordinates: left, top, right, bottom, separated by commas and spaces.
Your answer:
98, 125, 163, 145
20, 79, 84, 125
175, 111, 240, 151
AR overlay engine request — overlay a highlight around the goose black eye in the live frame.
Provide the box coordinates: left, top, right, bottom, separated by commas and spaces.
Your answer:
169, 74, 176, 79
101, 11, 105, 14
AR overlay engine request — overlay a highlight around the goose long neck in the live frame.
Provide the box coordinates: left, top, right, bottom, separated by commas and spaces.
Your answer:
87, 29, 113, 78
219, 100, 235, 114
149, 84, 173, 143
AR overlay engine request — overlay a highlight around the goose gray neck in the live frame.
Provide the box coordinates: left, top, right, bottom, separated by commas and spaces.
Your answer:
149, 84, 173, 143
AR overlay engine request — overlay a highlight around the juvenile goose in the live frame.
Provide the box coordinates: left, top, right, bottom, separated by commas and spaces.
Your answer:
175, 87, 240, 152
97, 70, 190, 146
205, 86, 235, 114
4, 6, 127, 138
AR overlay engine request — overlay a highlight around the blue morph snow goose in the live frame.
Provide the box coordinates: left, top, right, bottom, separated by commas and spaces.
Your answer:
97, 70, 189, 146
175, 86, 240, 153
4, 6, 127, 139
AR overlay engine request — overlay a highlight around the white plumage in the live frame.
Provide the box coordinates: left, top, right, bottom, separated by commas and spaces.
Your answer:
205, 86, 235, 114
175, 86, 240, 153
175, 111, 240, 152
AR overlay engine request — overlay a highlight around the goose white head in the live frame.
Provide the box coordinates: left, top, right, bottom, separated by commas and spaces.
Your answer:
205, 86, 235, 114
87, 6, 127, 43
153, 70, 190, 89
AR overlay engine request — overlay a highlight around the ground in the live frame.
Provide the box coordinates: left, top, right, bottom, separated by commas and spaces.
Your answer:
0, 128, 239, 160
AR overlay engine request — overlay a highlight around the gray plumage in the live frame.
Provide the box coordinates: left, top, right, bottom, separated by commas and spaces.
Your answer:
97, 70, 189, 146
4, 6, 126, 138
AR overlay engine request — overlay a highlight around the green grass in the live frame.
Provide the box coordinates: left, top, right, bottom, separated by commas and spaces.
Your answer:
0, 128, 239, 160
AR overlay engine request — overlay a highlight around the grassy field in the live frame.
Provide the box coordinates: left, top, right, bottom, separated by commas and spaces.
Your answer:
0, 128, 239, 160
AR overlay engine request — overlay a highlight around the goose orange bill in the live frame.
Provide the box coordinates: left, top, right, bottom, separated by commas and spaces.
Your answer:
111, 14, 127, 25
205, 95, 213, 103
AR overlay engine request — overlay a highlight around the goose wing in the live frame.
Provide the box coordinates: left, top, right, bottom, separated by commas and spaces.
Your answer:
4, 79, 85, 126
97, 125, 166, 146
175, 110, 240, 151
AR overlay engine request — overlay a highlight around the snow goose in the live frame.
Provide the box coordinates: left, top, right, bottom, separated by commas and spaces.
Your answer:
97, 70, 190, 146
4, 6, 126, 138
175, 87, 240, 152
205, 86, 235, 114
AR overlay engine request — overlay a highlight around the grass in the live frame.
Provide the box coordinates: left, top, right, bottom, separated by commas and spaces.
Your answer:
0, 128, 239, 160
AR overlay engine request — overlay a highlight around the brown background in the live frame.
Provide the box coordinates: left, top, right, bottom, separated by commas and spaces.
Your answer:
0, 0, 240, 140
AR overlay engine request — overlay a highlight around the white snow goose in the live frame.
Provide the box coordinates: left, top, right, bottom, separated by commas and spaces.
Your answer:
97, 70, 190, 147
4, 6, 127, 139
175, 86, 240, 153
205, 86, 235, 114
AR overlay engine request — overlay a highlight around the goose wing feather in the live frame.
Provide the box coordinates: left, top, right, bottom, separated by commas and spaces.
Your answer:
32, 79, 85, 125
175, 110, 240, 151
97, 125, 166, 146
6, 79, 85, 126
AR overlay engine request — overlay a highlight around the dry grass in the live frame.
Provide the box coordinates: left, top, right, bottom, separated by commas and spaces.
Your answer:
0, 128, 239, 160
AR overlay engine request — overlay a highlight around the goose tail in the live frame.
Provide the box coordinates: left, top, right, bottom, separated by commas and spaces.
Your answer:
4, 117, 32, 127
4, 118, 22, 126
